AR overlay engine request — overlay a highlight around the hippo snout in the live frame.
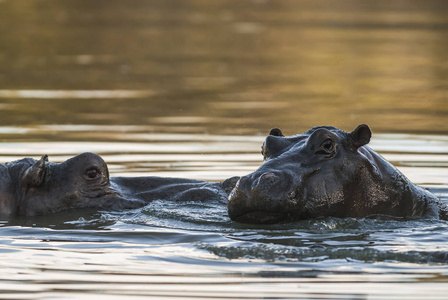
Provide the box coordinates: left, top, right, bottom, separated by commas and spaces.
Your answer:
228, 173, 295, 224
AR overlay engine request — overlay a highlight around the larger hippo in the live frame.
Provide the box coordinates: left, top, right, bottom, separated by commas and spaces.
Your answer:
0, 152, 237, 216
228, 124, 448, 224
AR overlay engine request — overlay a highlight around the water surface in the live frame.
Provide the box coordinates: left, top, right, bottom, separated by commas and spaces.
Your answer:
0, 0, 448, 299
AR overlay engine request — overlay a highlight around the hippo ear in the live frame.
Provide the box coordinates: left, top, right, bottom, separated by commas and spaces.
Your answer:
351, 124, 372, 148
22, 155, 48, 188
269, 128, 284, 137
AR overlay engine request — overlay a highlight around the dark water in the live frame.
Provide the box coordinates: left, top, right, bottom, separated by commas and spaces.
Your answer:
1, 0, 448, 299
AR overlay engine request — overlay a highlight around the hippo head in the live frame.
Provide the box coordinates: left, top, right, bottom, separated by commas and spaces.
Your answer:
228, 124, 391, 224
0, 152, 124, 216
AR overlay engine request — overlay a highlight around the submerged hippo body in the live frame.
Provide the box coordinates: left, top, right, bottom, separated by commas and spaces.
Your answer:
228, 125, 448, 224
0, 152, 236, 216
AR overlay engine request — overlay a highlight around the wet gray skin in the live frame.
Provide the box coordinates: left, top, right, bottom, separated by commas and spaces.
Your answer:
228, 124, 448, 224
0, 152, 238, 216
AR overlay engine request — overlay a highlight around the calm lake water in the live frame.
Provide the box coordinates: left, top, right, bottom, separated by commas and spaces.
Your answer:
1, 0, 448, 299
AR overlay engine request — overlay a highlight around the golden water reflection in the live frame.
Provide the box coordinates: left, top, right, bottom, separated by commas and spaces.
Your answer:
0, 0, 447, 135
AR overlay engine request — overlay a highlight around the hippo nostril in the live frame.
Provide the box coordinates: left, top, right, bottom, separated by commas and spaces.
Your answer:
254, 172, 280, 191
261, 173, 274, 179
234, 176, 252, 194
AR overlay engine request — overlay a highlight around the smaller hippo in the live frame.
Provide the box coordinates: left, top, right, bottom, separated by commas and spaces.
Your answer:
0, 152, 238, 216
228, 124, 448, 224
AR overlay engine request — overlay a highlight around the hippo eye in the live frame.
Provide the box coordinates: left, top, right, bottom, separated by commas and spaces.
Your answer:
85, 167, 100, 179
322, 139, 333, 151
315, 139, 335, 155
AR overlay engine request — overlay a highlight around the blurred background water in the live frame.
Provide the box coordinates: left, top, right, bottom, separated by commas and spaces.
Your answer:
0, 0, 448, 299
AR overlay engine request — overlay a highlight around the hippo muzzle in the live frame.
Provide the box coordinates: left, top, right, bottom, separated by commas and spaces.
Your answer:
228, 171, 299, 224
